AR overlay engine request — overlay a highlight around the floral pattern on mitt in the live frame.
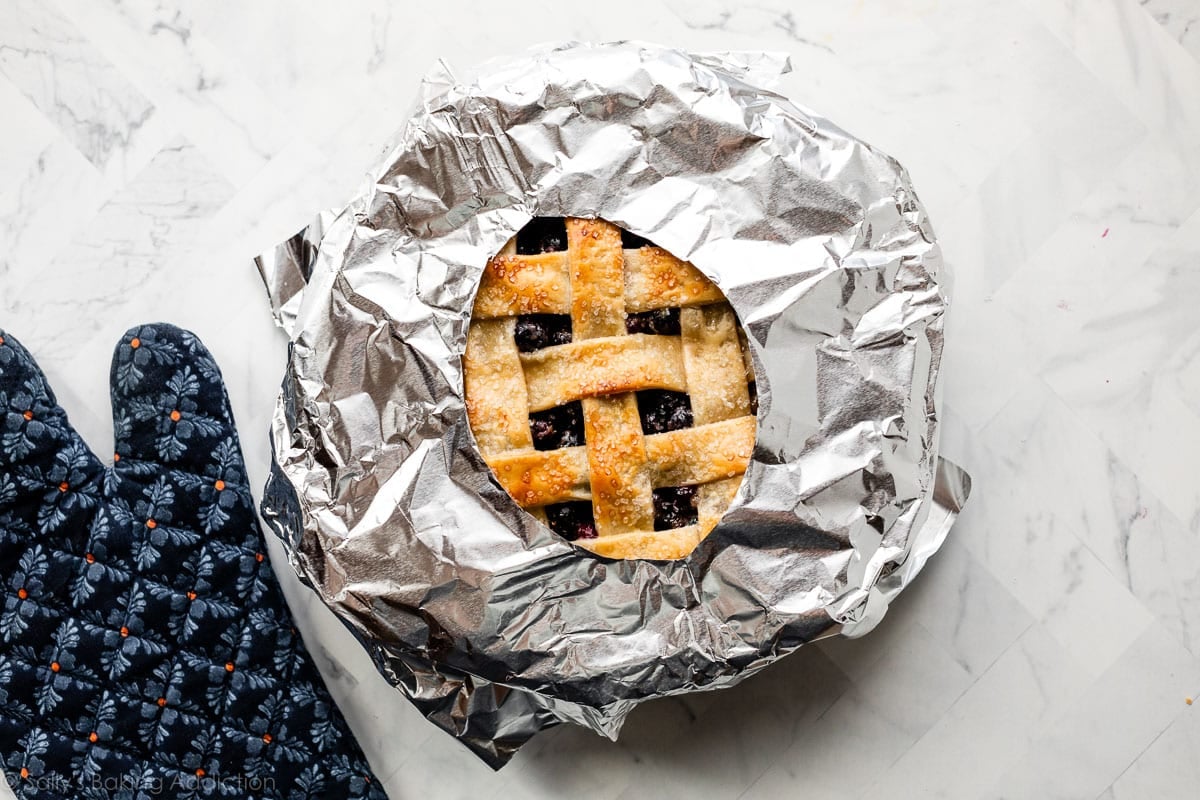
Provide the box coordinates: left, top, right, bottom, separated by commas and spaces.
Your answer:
0, 325, 387, 799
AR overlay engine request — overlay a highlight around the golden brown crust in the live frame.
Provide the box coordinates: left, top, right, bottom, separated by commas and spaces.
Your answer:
481, 416, 754, 508
697, 477, 744, 535
484, 446, 590, 507
680, 305, 753, 425
644, 417, 756, 488
463, 318, 533, 454
623, 247, 726, 312
567, 218, 626, 338
520, 335, 687, 412
463, 217, 757, 559
472, 252, 571, 319
579, 526, 704, 560
582, 395, 655, 535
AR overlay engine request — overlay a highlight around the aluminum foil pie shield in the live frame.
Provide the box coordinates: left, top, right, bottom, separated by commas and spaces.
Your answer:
255, 41, 971, 767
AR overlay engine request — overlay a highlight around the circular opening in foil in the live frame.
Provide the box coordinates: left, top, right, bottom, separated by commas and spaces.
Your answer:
463, 216, 758, 560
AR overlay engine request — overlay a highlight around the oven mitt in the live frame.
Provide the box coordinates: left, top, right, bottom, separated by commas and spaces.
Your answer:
0, 325, 386, 799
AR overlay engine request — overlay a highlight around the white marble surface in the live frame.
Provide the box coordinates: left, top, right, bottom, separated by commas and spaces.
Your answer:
2, 0, 1200, 797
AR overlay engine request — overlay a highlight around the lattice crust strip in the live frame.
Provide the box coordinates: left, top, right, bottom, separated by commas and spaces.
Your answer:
463, 218, 756, 560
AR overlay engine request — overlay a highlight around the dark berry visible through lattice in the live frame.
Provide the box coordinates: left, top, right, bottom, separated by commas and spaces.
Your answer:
529, 402, 585, 450
636, 390, 693, 434
620, 229, 654, 249
465, 216, 759, 559
653, 485, 699, 530
515, 314, 572, 352
516, 217, 568, 254
545, 501, 598, 540
625, 308, 680, 336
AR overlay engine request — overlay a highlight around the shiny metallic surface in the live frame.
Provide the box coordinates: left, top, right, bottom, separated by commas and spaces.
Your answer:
255, 41, 970, 767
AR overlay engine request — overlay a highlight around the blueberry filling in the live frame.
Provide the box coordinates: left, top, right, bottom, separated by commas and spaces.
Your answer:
636, 390, 693, 435
545, 501, 597, 540
748, 382, 758, 416
620, 229, 654, 249
653, 485, 699, 530
516, 217, 568, 254
529, 402, 585, 450
625, 308, 680, 336
515, 314, 572, 352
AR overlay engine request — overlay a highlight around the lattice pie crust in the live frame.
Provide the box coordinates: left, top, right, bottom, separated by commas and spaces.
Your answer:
463, 218, 756, 560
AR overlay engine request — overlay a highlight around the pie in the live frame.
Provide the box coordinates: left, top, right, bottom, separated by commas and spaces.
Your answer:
463, 217, 757, 560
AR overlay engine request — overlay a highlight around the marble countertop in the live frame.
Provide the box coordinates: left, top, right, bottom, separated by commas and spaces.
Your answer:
3, 0, 1199, 797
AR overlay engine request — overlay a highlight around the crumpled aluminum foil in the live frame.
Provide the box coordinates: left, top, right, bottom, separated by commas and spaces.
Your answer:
255, 41, 971, 768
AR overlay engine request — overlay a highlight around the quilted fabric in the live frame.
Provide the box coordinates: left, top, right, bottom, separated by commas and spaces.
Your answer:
0, 325, 387, 799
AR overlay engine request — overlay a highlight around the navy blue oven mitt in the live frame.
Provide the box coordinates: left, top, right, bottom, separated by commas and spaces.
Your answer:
0, 325, 387, 799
